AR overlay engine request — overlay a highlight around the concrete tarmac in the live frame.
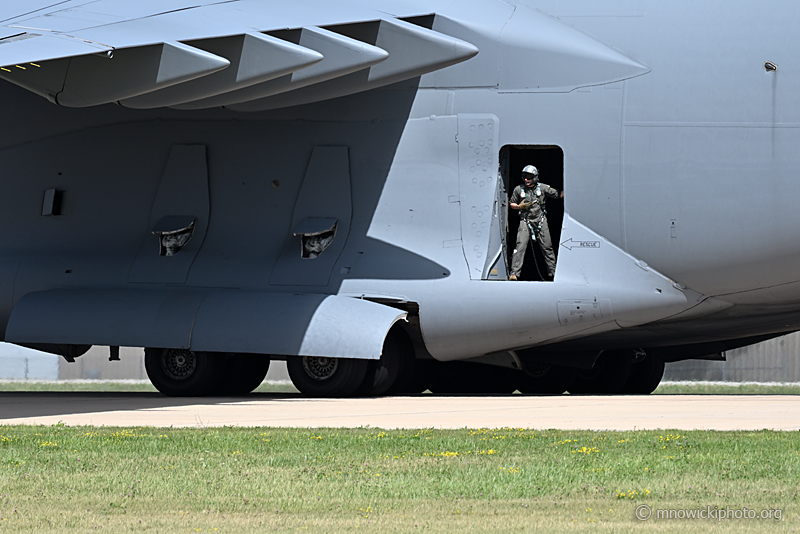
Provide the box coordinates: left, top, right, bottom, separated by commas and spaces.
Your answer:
1, 393, 799, 430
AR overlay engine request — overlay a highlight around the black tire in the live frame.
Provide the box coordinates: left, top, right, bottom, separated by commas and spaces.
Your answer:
517, 363, 575, 395
144, 347, 226, 397
619, 353, 665, 394
215, 353, 271, 396
287, 356, 368, 397
357, 328, 416, 396
567, 350, 632, 394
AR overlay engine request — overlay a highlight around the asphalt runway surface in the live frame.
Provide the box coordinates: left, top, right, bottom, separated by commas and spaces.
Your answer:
1, 393, 799, 430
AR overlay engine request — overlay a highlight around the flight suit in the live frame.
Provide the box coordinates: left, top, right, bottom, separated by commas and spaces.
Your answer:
510, 182, 559, 278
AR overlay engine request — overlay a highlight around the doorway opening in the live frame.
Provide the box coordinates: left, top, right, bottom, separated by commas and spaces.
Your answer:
500, 145, 565, 282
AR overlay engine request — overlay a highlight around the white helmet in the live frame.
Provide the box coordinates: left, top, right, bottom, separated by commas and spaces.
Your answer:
522, 165, 538, 177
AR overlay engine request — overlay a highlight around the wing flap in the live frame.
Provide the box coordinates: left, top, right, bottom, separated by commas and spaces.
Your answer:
120, 32, 323, 109
0, 31, 110, 67
0, 41, 229, 107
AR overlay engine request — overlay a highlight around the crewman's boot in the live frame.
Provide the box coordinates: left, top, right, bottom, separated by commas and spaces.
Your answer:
509, 275, 518, 281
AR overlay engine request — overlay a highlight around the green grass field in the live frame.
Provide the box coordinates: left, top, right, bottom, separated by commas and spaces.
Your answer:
654, 381, 800, 395
0, 425, 797, 533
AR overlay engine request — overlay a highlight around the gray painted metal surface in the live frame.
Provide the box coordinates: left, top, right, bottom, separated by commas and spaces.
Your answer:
271, 146, 352, 286
0, 0, 798, 373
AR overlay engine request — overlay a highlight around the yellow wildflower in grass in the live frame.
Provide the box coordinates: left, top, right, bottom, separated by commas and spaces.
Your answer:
421, 449, 495, 458
572, 446, 600, 455
615, 489, 650, 499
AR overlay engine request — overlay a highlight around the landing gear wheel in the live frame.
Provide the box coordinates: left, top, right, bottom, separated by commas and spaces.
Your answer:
517, 363, 575, 395
216, 353, 271, 396
620, 353, 665, 394
145, 347, 225, 397
356, 328, 416, 396
567, 350, 632, 395
287, 356, 368, 398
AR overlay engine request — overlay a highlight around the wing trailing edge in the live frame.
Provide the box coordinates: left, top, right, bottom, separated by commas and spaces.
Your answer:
0, 30, 111, 66
0, 41, 230, 107
0, 12, 479, 110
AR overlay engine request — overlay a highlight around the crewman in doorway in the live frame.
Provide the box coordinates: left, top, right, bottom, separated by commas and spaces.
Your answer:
509, 165, 563, 280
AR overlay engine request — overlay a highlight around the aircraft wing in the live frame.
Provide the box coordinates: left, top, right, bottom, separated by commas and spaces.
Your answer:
0, 0, 478, 109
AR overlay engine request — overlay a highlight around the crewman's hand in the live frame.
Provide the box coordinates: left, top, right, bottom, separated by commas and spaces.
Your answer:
518, 201, 533, 210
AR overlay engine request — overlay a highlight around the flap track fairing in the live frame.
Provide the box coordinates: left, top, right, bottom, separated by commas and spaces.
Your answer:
120, 32, 323, 109
173, 26, 389, 110
228, 18, 478, 112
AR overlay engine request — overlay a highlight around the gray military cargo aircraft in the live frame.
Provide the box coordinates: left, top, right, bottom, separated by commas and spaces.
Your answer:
0, 0, 795, 397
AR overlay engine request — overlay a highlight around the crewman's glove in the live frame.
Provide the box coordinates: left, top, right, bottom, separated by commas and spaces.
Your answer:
518, 201, 533, 210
